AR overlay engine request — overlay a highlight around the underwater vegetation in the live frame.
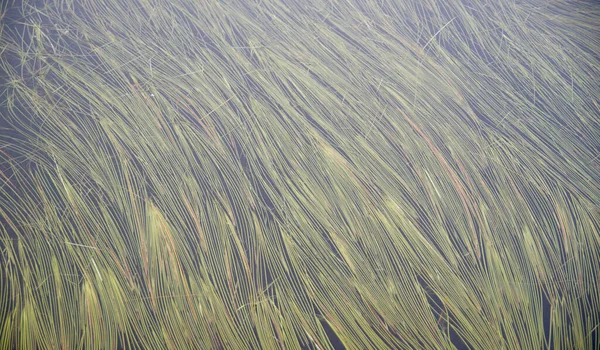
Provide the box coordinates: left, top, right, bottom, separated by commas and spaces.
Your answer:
0, 0, 599, 348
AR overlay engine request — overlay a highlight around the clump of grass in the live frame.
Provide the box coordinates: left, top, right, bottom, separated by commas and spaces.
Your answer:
1, 0, 599, 348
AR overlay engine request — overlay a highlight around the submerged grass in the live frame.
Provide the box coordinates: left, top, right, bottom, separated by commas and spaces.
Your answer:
1, 0, 599, 348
